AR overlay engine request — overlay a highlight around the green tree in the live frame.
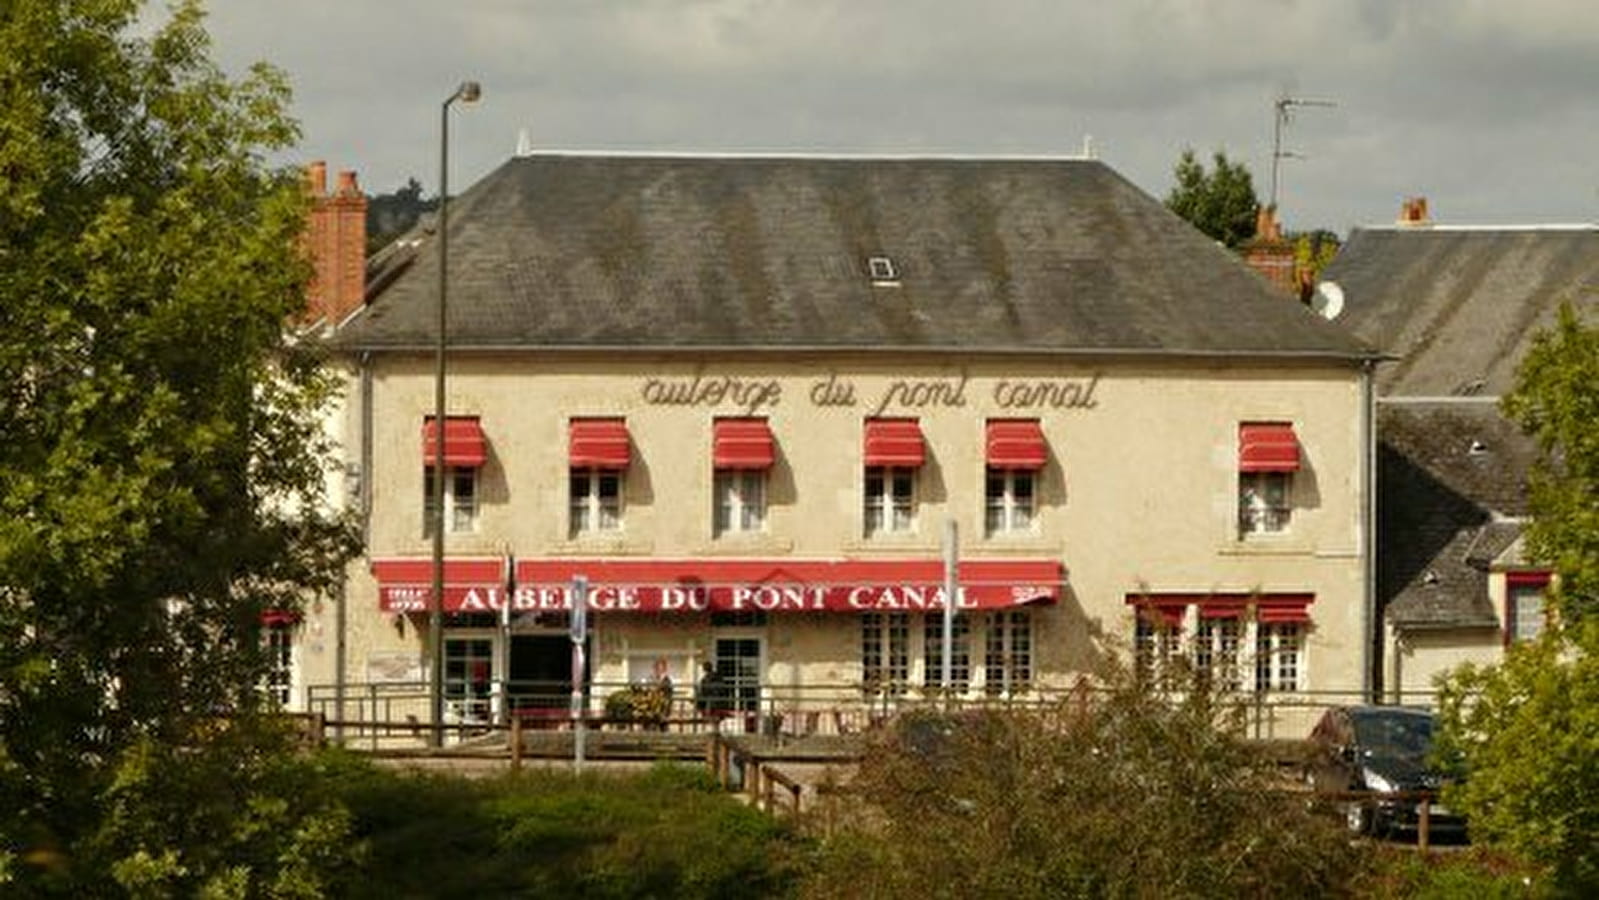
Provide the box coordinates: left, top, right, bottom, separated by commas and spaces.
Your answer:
803, 665, 1366, 899
365, 176, 435, 255
1292, 228, 1342, 284
1165, 147, 1260, 248
0, 0, 357, 891
1502, 300, 1599, 620
1435, 624, 1599, 895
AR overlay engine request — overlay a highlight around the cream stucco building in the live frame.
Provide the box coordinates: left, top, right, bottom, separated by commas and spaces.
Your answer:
292, 154, 1380, 732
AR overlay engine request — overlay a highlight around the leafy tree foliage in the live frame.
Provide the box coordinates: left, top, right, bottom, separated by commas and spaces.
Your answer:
1436, 623, 1599, 895
1292, 228, 1342, 283
0, 0, 355, 890
1503, 301, 1599, 620
365, 177, 435, 255
1165, 148, 1260, 248
802, 666, 1365, 899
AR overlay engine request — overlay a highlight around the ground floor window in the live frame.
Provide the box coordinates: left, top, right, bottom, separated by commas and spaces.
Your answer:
1254, 623, 1302, 693
923, 613, 972, 693
444, 636, 494, 722
1194, 615, 1242, 692
861, 612, 910, 697
984, 610, 1033, 696
262, 620, 294, 706
713, 637, 762, 713
1133, 616, 1182, 688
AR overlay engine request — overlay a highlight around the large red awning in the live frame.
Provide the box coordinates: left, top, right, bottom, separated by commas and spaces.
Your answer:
864, 418, 925, 467
422, 416, 488, 468
1238, 423, 1300, 473
713, 418, 775, 469
373, 557, 509, 612
985, 420, 1047, 470
569, 418, 630, 468
1126, 592, 1315, 624
500, 558, 1063, 615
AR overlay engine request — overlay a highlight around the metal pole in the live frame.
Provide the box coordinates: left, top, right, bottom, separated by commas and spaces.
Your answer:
942, 519, 958, 708
430, 81, 481, 750
428, 94, 450, 749
571, 575, 589, 773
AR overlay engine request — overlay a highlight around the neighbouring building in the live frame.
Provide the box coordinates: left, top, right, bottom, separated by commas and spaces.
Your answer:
1318, 201, 1599, 699
295, 153, 1380, 735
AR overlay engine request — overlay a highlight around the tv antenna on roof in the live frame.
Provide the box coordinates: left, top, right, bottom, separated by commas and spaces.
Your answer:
1270, 94, 1337, 211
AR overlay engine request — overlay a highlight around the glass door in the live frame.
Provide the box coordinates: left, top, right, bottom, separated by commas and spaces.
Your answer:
713, 637, 762, 714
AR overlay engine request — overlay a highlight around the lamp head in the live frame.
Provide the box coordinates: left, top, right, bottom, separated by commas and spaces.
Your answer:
457, 81, 482, 104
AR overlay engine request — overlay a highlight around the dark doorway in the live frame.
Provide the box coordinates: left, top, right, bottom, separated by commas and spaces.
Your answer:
509, 635, 576, 715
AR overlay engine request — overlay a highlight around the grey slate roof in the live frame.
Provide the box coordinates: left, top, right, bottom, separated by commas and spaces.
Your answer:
1322, 226, 1599, 396
337, 154, 1374, 359
1378, 402, 1537, 629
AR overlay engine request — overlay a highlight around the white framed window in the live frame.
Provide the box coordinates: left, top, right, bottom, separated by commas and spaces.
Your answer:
713, 469, 766, 536
262, 621, 294, 706
1193, 616, 1242, 692
983, 610, 1033, 696
1254, 623, 1303, 693
923, 613, 972, 693
1507, 578, 1548, 643
864, 466, 915, 536
424, 467, 479, 534
861, 612, 910, 697
1134, 616, 1182, 687
985, 469, 1036, 536
1238, 471, 1291, 535
443, 636, 494, 723
569, 468, 622, 538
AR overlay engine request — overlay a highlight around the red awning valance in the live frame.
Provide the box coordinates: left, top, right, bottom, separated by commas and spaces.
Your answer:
373, 557, 509, 613
569, 418, 630, 468
1127, 592, 1314, 624
422, 416, 488, 468
508, 558, 1064, 614
864, 418, 925, 467
713, 418, 775, 469
985, 420, 1047, 470
1239, 423, 1300, 472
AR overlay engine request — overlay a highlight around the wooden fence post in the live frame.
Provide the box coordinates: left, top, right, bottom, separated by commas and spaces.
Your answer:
1418, 796, 1431, 851
510, 716, 523, 773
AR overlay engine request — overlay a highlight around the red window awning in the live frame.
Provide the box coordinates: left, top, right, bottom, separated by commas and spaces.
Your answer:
985, 420, 1047, 470
1127, 592, 1314, 624
569, 418, 630, 469
1238, 423, 1300, 472
713, 418, 775, 469
864, 418, 925, 467
422, 416, 488, 468
260, 609, 300, 626
372, 557, 509, 613
508, 558, 1063, 614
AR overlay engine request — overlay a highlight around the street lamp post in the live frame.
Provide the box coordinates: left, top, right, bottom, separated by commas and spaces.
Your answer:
431, 80, 481, 749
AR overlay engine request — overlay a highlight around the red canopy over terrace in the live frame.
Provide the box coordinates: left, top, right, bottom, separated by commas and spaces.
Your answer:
372, 557, 509, 612
503, 558, 1064, 614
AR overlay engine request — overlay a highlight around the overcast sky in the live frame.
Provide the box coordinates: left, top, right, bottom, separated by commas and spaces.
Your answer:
201, 0, 1599, 235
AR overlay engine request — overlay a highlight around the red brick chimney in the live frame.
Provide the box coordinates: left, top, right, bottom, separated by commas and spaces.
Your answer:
305, 161, 367, 326
1243, 205, 1299, 296
1397, 196, 1430, 226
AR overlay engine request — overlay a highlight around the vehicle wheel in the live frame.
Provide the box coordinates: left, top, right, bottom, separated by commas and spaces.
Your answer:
1344, 801, 1370, 836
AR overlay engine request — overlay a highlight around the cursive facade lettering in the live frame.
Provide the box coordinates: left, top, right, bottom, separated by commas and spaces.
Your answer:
993, 374, 1100, 410
867, 372, 970, 417
641, 374, 782, 414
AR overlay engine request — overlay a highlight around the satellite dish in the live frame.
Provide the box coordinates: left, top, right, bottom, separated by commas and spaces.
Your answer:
1312, 280, 1345, 320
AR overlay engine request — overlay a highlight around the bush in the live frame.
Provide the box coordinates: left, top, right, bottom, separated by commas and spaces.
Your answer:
802, 665, 1365, 899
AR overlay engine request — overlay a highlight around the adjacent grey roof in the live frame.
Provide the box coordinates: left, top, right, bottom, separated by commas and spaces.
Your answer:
1322, 226, 1599, 396
1378, 402, 1537, 629
337, 154, 1374, 359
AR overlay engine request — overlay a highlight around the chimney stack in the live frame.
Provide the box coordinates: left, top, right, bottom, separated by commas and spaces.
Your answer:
1397, 196, 1430, 226
1243, 204, 1299, 297
305, 163, 367, 327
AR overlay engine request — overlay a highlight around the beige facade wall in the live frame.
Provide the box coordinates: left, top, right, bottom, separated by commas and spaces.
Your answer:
296, 351, 1370, 720
1385, 627, 1502, 703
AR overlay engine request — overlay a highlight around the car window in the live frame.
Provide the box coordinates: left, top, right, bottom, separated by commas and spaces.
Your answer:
1352, 712, 1433, 759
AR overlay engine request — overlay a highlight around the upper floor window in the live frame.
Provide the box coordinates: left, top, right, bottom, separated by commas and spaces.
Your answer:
1238, 422, 1300, 538
865, 467, 916, 536
1506, 572, 1551, 643
424, 467, 478, 534
423, 415, 487, 536
985, 469, 1036, 535
570, 469, 622, 538
713, 418, 774, 538
985, 420, 1046, 537
714, 470, 766, 536
863, 418, 925, 538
